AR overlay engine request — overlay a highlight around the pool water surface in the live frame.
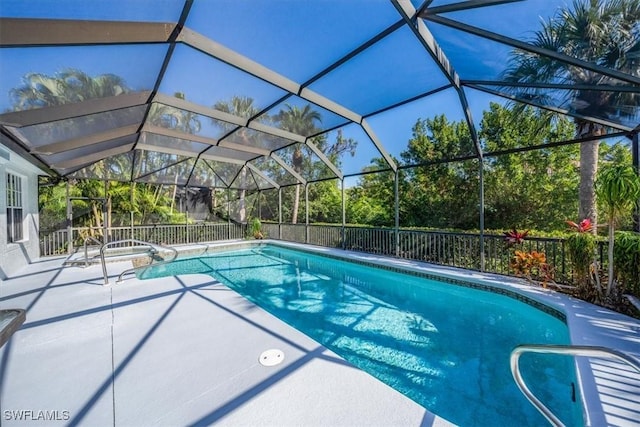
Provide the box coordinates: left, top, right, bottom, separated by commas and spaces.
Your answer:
141, 245, 584, 426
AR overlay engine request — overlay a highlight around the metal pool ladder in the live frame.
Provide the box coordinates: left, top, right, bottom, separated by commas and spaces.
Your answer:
511, 344, 640, 427
100, 239, 178, 285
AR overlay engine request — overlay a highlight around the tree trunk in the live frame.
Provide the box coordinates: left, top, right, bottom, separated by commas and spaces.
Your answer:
292, 184, 300, 224
92, 202, 101, 236
239, 168, 247, 223
607, 220, 615, 296
577, 121, 604, 233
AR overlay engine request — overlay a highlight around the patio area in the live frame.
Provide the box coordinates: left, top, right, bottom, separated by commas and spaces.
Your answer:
0, 249, 450, 427
1, 241, 639, 426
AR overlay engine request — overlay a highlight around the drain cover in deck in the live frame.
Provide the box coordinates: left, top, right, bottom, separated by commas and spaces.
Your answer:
259, 349, 284, 366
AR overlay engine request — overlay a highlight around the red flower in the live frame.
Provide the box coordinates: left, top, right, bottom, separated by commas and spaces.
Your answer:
504, 228, 529, 245
566, 218, 592, 233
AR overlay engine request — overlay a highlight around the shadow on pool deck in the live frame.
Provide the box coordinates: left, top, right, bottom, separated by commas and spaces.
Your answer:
0, 258, 448, 426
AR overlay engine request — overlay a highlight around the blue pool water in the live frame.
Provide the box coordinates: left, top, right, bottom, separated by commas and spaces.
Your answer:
141, 245, 584, 426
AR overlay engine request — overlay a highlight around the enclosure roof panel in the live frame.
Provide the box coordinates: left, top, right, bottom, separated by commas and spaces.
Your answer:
0, 0, 638, 189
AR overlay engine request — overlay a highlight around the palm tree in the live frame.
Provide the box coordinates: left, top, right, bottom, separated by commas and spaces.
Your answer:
275, 104, 322, 223
596, 164, 640, 297
148, 92, 201, 134
213, 96, 264, 222
11, 69, 132, 234
11, 69, 128, 110
503, 0, 640, 230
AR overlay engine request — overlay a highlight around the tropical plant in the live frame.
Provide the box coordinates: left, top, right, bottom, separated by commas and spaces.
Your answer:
10, 69, 128, 110
148, 92, 201, 134
274, 104, 322, 224
566, 218, 593, 233
249, 217, 264, 239
503, 0, 640, 230
212, 96, 264, 223
613, 231, 640, 296
565, 218, 598, 291
596, 164, 640, 296
510, 250, 554, 287
504, 228, 529, 246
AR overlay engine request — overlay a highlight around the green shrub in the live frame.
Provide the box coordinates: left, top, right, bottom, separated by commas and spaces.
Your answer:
249, 218, 264, 239
613, 231, 640, 296
566, 232, 596, 286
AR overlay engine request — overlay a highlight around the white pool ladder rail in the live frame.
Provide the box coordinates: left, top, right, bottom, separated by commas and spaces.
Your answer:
511, 344, 640, 427
100, 239, 178, 285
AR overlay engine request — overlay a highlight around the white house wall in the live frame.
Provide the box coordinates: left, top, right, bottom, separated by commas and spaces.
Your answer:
0, 145, 45, 280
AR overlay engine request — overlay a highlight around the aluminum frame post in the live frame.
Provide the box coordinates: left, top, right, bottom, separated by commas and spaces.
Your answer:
66, 180, 72, 255
130, 183, 134, 240
395, 169, 400, 257
227, 188, 231, 240
278, 187, 282, 240
103, 180, 108, 243
633, 133, 639, 232
305, 183, 309, 244
185, 185, 190, 244
479, 159, 486, 271
341, 178, 346, 250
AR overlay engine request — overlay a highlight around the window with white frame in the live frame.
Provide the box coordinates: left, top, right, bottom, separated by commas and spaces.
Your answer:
6, 173, 24, 242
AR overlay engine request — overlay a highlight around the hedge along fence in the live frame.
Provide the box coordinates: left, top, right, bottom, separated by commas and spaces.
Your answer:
613, 231, 640, 295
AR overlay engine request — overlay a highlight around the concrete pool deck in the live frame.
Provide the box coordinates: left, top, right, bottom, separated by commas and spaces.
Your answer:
0, 252, 451, 427
1, 240, 639, 426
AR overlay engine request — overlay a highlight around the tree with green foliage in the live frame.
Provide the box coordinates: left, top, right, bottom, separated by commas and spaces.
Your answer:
212, 96, 264, 222
274, 104, 322, 224
481, 103, 578, 230
400, 115, 479, 228
355, 103, 587, 232
10, 69, 128, 110
503, 0, 640, 230
347, 160, 398, 226
596, 164, 640, 296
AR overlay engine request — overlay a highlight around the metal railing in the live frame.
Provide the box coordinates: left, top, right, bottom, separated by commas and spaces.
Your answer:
40, 229, 69, 256
99, 239, 178, 285
82, 236, 103, 267
40, 222, 245, 257
510, 344, 640, 427
41, 222, 608, 283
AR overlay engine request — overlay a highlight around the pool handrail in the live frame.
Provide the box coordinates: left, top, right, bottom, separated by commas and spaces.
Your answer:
83, 236, 103, 267
115, 254, 180, 284
100, 239, 178, 285
510, 344, 640, 427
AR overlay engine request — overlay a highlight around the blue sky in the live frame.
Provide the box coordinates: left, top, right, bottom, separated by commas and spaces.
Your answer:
0, 0, 605, 179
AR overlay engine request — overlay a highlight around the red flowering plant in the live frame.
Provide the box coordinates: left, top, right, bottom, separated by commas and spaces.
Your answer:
503, 228, 555, 287
565, 218, 592, 233
504, 228, 529, 246
510, 250, 554, 288
565, 218, 599, 293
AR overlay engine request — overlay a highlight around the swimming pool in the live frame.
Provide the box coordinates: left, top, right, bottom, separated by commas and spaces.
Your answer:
141, 243, 584, 426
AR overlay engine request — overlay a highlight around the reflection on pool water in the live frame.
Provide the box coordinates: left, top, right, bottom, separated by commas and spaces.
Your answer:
141, 244, 584, 426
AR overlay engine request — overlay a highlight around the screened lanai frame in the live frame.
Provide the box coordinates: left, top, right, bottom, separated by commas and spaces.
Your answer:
1, 0, 639, 261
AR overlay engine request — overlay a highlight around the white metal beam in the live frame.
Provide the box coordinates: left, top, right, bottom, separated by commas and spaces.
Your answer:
270, 154, 306, 185
247, 162, 280, 189
0, 91, 152, 127
52, 144, 134, 169
32, 124, 139, 154
142, 124, 218, 146
305, 140, 343, 179
153, 92, 247, 127
360, 119, 398, 172
0, 18, 175, 46
218, 141, 271, 156
177, 28, 301, 94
